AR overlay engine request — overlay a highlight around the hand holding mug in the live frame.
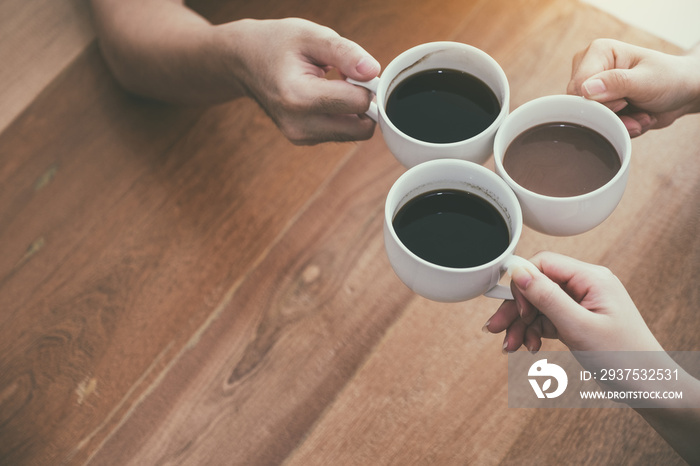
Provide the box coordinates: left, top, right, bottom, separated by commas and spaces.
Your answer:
482, 252, 664, 353
228, 18, 381, 145
567, 38, 700, 137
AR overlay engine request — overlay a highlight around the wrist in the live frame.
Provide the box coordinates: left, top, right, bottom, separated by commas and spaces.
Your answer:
683, 47, 700, 114
211, 19, 263, 101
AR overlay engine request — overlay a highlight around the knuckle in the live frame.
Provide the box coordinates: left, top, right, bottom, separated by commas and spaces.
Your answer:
293, 18, 338, 46
280, 17, 313, 32
277, 85, 309, 114
340, 121, 375, 143
589, 38, 617, 52
530, 250, 551, 265
356, 121, 376, 141
284, 129, 310, 145
276, 118, 309, 145
591, 264, 618, 282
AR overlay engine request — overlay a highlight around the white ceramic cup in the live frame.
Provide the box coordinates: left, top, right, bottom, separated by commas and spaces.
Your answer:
493, 95, 632, 236
385, 159, 523, 302
349, 41, 510, 168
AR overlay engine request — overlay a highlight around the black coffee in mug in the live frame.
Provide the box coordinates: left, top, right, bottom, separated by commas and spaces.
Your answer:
392, 189, 510, 268
386, 69, 501, 144
503, 122, 621, 197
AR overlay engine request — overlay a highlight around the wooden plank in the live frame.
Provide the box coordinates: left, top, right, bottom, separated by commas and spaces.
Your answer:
0, 0, 95, 133
84, 132, 409, 466
0, 41, 351, 466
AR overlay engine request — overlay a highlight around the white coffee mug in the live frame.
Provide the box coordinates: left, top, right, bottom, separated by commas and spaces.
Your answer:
385, 158, 523, 302
493, 95, 632, 236
349, 41, 510, 168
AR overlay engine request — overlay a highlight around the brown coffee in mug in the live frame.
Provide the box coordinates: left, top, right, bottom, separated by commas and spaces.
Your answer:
502, 122, 621, 197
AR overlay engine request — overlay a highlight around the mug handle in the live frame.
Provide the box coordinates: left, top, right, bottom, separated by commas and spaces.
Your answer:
346, 77, 380, 121
484, 284, 513, 300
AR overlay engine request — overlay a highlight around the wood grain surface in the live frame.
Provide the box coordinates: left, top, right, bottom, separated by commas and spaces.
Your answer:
1, 0, 698, 465
0, 0, 94, 133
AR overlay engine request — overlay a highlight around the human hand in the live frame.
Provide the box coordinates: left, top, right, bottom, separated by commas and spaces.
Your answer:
483, 252, 663, 353
567, 38, 700, 137
483, 253, 700, 463
219, 18, 381, 145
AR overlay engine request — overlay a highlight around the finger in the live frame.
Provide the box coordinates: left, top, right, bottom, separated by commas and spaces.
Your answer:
568, 39, 618, 96
523, 324, 542, 353
284, 70, 373, 114
523, 314, 559, 352
602, 98, 630, 114
618, 111, 657, 138
485, 280, 547, 331
506, 254, 594, 328
512, 282, 538, 325
579, 69, 636, 104
304, 32, 381, 81
567, 49, 587, 96
502, 318, 528, 354
525, 252, 614, 303
483, 299, 520, 334
619, 114, 644, 138
280, 112, 376, 145
530, 314, 560, 338
294, 30, 380, 115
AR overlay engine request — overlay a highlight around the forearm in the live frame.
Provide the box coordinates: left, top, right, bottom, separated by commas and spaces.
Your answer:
634, 370, 700, 464
89, 0, 246, 104
635, 407, 700, 464
575, 350, 700, 463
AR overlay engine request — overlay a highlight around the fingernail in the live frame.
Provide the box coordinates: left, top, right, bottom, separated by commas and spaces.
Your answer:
527, 345, 538, 354
502, 341, 509, 355
583, 78, 606, 97
481, 320, 491, 334
610, 100, 629, 113
356, 56, 380, 76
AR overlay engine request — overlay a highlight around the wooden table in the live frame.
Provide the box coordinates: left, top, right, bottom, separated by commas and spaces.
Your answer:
2, 0, 698, 464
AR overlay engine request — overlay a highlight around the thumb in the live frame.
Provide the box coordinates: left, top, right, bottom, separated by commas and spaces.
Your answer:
308, 33, 380, 81
505, 256, 590, 328
580, 68, 637, 103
